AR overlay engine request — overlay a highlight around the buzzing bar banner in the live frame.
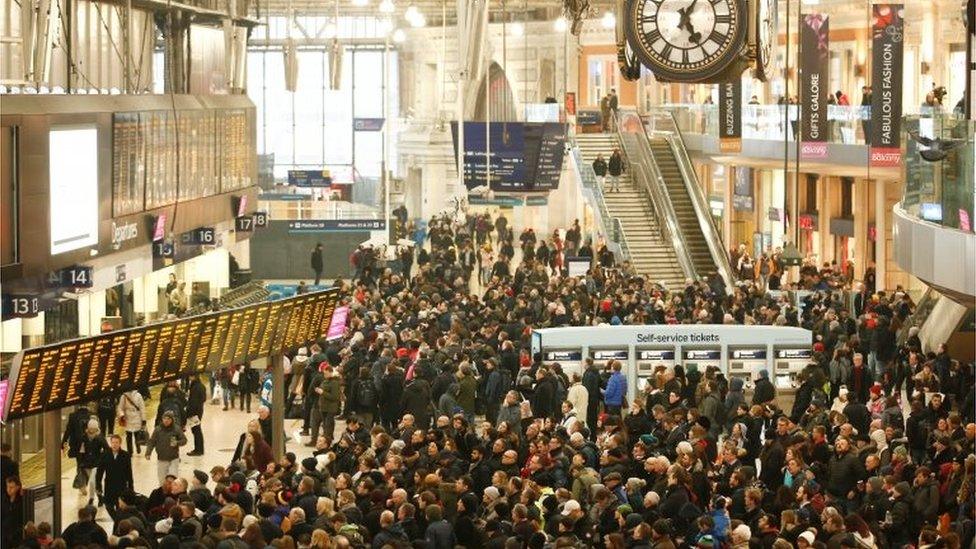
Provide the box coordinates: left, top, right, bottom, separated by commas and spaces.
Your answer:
869, 4, 904, 167
800, 13, 829, 159
719, 80, 742, 153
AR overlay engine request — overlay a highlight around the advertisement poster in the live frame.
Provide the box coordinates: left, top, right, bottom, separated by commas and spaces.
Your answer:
326, 306, 348, 340
733, 167, 754, 211
800, 13, 830, 159
719, 81, 742, 153
869, 4, 904, 167
565, 92, 577, 115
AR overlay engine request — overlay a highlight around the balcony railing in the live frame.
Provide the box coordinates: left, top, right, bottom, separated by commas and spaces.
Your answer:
900, 115, 974, 233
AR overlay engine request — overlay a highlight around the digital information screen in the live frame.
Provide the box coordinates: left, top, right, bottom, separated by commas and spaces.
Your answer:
2, 289, 341, 420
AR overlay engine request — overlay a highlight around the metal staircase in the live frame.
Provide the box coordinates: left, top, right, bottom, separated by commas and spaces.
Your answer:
576, 133, 686, 288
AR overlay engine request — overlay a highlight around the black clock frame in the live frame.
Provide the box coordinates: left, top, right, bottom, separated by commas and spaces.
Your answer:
623, 0, 749, 82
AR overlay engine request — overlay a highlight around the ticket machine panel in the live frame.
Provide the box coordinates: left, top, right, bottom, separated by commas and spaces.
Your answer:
774, 348, 812, 390
591, 349, 629, 363
682, 349, 721, 373
636, 349, 676, 391
543, 349, 584, 378
728, 348, 767, 390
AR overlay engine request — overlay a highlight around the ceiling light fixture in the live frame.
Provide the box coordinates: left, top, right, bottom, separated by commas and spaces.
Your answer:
553, 16, 568, 32
510, 22, 524, 37
601, 11, 616, 29
392, 28, 406, 42
378, 0, 395, 13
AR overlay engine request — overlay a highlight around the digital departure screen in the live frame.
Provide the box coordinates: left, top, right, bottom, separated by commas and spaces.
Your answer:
3, 289, 341, 420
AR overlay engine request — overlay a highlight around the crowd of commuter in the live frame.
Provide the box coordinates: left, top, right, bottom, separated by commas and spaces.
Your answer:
2, 210, 974, 549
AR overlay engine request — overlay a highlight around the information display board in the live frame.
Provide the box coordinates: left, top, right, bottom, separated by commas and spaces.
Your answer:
3, 289, 341, 421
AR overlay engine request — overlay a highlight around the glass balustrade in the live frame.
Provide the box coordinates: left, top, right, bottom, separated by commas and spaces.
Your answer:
901, 115, 975, 233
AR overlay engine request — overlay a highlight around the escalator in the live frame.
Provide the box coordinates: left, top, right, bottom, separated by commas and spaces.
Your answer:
647, 138, 719, 280
614, 109, 737, 290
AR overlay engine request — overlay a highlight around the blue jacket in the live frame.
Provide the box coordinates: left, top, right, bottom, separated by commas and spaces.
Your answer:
605, 372, 626, 406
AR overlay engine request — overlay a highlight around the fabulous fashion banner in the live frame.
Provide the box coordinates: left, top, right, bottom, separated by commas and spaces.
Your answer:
870, 4, 904, 167
719, 80, 743, 153
800, 13, 830, 159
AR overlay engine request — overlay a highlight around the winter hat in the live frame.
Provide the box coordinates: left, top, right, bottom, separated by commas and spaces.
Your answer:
676, 441, 694, 456
838, 386, 849, 398
616, 504, 634, 516
625, 513, 643, 530
193, 470, 209, 486
869, 383, 883, 397
798, 531, 816, 545
484, 486, 501, 501
561, 499, 581, 516
758, 369, 769, 379
698, 535, 715, 548
610, 316, 622, 325
894, 481, 912, 497
301, 457, 318, 472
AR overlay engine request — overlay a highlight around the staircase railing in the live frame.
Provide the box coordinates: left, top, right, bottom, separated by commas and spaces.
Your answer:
614, 109, 697, 282
568, 138, 632, 262
643, 109, 738, 291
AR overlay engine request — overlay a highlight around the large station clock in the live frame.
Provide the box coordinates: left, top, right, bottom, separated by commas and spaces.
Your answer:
751, 0, 775, 80
623, 0, 748, 82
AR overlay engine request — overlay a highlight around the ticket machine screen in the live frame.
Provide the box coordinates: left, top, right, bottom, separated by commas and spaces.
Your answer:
728, 348, 766, 389
682, 349, 721, 372
592, 350, 629, 362
774, 348, 812, 389
544, 350, 584, 377
636, 350, 676, 391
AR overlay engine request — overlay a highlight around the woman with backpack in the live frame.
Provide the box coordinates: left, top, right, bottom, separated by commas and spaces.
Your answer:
117, 389, 146, 455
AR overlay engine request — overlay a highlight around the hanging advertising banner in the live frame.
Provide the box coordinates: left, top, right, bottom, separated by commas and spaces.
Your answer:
800, 13, 830, 159
733, 167, 753, 211
869, 4, 904, 167
564, 92, 577, 115
719, 81, 742, 153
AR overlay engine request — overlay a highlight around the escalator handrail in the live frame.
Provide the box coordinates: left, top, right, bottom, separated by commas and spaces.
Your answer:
647, 109, 737, 290
614, 109, 697, 282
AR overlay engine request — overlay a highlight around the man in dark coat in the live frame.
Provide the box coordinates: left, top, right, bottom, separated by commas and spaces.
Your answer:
532, 369, 558, 419
61, 505, 109, 547
186, 375, 207, 455
752, 369, 776, 406
311, 243, 324, 285
582, 361, 603, 439
402, 377, 433, 430
95, 434, 133, 520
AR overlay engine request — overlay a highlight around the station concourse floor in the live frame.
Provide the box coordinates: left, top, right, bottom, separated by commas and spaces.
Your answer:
59, 398, 342, 530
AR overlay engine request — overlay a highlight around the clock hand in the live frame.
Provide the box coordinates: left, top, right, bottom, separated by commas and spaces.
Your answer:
685, 0, 701, 42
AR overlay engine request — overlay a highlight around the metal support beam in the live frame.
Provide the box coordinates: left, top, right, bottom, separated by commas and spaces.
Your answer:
43, 410, 62, 534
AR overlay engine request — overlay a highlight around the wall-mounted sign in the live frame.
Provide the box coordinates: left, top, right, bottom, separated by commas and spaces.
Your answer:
577, 110, 602, 125
287, 220, 386, 233
544, 350, 583, 362
776, 349, 813, 359
235, 216, 255, 232
153, 241, 175, 259
3, 295, 41, 318
254, 211, 269, 228
637, 350, 676, 361
684, 349, 722, 360
353, 118, 385, 131
288, 170, 332, 187
731, 349, 767, 359
59, 266, 94, 288
110, 221, 139, 251
592, 350, 629, 361
718, 80, 742, 153
182, 227, 216, 245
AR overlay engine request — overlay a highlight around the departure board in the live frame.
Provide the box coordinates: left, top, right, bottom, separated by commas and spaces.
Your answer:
247, 303, 271, 361
49, 342, 79, 405
262, 301, 286, 357
234, 307, 257, 364
84, 336, 114, 399
220, 310, 245, 366
280, 299, 303, 351
2, 289, 340, 420
65, 339, 95, 405
193, 316, 218, 373
7, 351, 41, 419
133, 326, 160, 387
206, 313, 231, 369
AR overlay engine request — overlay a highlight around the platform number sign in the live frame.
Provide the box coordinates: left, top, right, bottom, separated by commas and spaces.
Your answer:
153, 241, 175, 258
3, 295, 40, 318
253, 211, 269, 228
62, 266, 93, 288
183, 227, 216, 246
236, 215, 254, 232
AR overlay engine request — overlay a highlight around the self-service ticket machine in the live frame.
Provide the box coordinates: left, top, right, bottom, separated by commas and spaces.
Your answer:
773, 348, 812, 392
635, 349, 677, 392
727, 348, 768, 391
682, 348, 722, 374
543, 349, 585, 378
591, 349, 630, 366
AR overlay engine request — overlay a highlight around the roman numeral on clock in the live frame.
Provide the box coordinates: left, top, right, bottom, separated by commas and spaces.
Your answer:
641, 14, 657, 25
715, 13, 731, 24
660, 44, 674, 61
708, 30, 726, 44
645, 29, 662, 44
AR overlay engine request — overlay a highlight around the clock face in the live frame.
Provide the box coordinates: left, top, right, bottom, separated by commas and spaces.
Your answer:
754, 0, 775, 79
625, 0, 746, 82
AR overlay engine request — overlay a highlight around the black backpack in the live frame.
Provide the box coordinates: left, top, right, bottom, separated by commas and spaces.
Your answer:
357, 380, 378, 408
